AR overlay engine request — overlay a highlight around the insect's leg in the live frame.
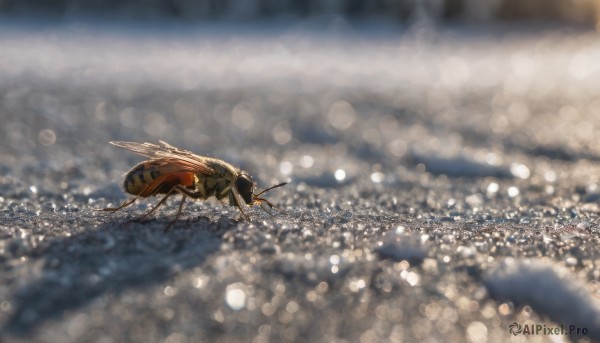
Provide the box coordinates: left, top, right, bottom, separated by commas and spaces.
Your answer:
258, 202, 274, 216
163, 185, 207, 230
130, 188, 176, 223
102, 197, 137, 212
165, 195, 186, 232
254, 197, 274, 208
229, 190, 249, 221
103, 183, 153, 212
173, 185, 204, 199
132, 185, 202, 225
254, 197, 285, 214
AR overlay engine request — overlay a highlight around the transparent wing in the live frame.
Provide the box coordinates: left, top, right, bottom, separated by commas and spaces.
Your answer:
110, 141, 215, 175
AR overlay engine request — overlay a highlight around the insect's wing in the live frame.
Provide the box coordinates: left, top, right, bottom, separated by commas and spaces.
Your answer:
110, 141, 215, 175
110, 141, 163, 159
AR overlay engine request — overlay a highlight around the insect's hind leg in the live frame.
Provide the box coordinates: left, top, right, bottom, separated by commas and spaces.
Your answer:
133, 185, 203, 227
164, 196, 186, 232
103, 183, 153, 212
129, 188, 178, 223
102, 197, 137, 212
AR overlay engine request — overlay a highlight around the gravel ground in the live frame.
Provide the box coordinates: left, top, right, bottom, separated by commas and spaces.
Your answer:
1, 21, 600, 342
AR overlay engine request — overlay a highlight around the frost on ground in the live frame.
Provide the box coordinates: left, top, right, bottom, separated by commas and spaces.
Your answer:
485, 258, 600, 340
1, 22, 600, 342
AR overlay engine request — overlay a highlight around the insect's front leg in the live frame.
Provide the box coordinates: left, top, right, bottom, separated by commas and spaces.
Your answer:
228, 190, 249, 221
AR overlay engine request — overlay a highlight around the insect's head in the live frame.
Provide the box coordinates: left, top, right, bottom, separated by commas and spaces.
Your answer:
235, 173, 256, 205
235, 172, 287, 208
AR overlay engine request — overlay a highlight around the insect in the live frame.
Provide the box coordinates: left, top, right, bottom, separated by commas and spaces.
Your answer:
103, 141, 287, 229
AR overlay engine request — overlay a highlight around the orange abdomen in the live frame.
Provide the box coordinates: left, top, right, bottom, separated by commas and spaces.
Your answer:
124, 162, 195, 197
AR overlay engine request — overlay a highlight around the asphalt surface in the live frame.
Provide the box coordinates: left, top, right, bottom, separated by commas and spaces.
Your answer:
1, 22, 600, 342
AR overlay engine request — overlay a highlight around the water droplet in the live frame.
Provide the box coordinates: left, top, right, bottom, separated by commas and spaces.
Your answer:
349, 279, 366, 292
261, 303, 276, 316
334, 169, 346, 181
402, 271, 419, 286
38, 129, 56, 146
486, 182, 499, 194
544, 170, 557, 183
316, 282, 329, 294
164, 286, 176, 296
279, 161, 293, 175
83, 186, 92, 196
507, 187, 520, 197
370, 172, 384, 183
225, 284, 246, 311
386, 139, 407, 157
193, 276, 207, 289
273, 122, 292, 145
498, 303, 512, 316
0, 301, 11, 312
286, 301, 299, 314
466, 194, 483, 207
213, 310, 225, 323
299, 155, 314, 168
510, 163, 530, 179
328, 101, 356, 130
231, 102, 255, 130
466, 321, 488, 342
329, 255, 340, 265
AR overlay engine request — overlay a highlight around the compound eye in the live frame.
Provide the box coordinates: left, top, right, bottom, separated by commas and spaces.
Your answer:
235, 174, 254, 204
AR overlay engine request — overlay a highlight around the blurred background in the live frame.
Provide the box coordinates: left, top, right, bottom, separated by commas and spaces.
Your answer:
1, 0, 600, 24
2, 0, 600, 195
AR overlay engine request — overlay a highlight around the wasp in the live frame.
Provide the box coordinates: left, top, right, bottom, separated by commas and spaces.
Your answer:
103, 141, 287, 229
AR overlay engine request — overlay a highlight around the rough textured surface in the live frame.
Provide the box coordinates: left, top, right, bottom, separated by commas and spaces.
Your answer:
1, 21, 600, 342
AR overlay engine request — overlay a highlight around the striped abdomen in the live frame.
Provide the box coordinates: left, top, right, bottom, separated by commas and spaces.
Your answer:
123, 162, 195, 197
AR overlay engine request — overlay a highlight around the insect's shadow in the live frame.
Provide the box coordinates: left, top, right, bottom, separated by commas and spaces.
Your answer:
3, 215, 225, 336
